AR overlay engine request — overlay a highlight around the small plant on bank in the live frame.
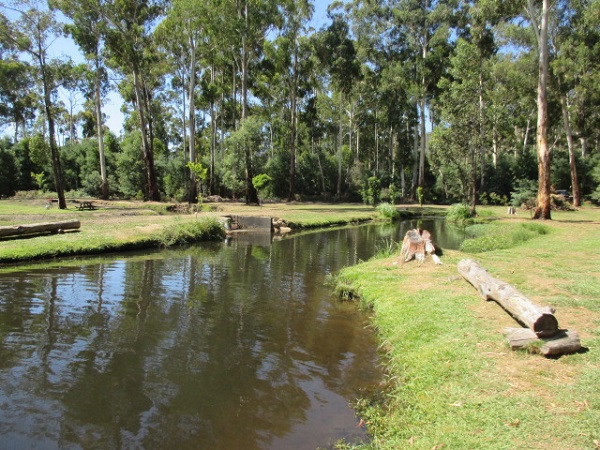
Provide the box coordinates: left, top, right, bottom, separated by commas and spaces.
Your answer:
416, 186, 424, 206
252, 173, 272, 204
373, 238, 400, 259
187, 161, 208, 212
376, 202, 400, 221
446, 203, 472, 223
159, 218, 225, 247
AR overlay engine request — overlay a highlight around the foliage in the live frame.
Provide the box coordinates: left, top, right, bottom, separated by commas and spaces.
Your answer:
375, 202, 399, 221
252, 173, 272, 203
159, 218, 225, 247
446, 203, 472, 223
361, 176, 381, 205
510, 179, 538, 208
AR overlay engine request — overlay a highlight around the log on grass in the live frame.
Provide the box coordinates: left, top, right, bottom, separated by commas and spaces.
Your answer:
458, 259, 558, 337
0, 220, 81, 238
503, 327, 581, 357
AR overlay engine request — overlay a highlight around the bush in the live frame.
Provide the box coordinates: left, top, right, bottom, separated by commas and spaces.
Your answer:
159, 218, 225, 247
510, 179, 537, 208
376, 202, 400, 221
361, 176, 381, 205
446, 203, 472, 223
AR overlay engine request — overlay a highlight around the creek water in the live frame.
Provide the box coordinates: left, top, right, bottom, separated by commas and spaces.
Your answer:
0, 219, 463, 449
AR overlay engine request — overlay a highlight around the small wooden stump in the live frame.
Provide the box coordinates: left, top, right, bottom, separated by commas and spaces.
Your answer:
503, 328, 582, 357
400, 229, 442, 264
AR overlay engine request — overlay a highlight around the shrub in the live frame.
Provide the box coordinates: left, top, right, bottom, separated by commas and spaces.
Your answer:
361, 176, 381, 205
159, 218, 225, 247
511, 179, 537, 208
446, 203, 472, 223
376, 202, 400, 221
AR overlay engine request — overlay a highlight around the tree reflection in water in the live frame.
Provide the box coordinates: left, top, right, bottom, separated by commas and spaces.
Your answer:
0, 220, 461, 449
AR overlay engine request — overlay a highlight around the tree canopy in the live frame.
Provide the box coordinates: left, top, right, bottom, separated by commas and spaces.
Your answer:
0, 0, 599, 214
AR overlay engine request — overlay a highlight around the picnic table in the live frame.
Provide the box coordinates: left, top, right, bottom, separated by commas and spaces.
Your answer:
77, 201, 95, 211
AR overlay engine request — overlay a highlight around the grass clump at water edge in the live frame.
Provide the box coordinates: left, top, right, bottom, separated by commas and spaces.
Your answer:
159, 217, 225, 247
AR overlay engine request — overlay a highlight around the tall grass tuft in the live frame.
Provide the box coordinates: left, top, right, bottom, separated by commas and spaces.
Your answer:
159, 218, 225, 247
376, 202, 400, 221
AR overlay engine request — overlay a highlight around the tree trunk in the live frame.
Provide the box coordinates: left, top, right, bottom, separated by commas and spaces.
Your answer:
559, 94, 581, 207
288, 45, 298, 202
458, 259, 559, 337
530, 0, 552, 220
187, 35, 198, 203
40, 54, 66, 210
336, 91, 343, 200
133, 69, 160, 201
94, 55, 109, 200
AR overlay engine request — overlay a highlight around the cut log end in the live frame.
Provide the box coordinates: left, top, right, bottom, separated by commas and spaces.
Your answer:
533, 313, 560, 338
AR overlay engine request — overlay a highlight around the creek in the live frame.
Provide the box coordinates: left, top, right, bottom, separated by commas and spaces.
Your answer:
0, 219, 463, 449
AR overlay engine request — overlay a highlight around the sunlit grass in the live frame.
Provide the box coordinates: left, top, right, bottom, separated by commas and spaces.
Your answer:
335, 206, 600, 449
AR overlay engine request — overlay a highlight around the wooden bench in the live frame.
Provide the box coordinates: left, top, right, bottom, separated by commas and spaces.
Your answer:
77, 201, 95, 211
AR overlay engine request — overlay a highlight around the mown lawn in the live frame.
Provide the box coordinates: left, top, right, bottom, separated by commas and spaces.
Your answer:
336, 206, 600, 449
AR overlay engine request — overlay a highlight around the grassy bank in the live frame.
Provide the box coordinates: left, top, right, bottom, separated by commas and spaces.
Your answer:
0, 199, 433, 264
336, 207, 600, 449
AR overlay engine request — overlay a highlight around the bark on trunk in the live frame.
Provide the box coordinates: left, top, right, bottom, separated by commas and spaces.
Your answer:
94, 56, 109, 200
560, 94, 580, 207
530, 0, 552, 220
458, 259, 558, 337
0, 220, 80, 237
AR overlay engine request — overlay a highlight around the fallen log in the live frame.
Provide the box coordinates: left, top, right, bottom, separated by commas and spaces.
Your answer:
0, 220, 81, 238
457, 259, 558, 337
503, 327, 581, 357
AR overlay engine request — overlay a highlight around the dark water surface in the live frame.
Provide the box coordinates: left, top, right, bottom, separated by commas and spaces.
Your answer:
0, 219, 462, 449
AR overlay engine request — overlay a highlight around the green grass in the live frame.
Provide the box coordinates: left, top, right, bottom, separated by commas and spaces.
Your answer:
335, 206, 600, 449
460, 222, 550, 253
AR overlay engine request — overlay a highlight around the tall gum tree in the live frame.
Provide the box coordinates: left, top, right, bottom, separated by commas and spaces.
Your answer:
0, 0, 68, 208
102, 0, 163, 201
51, 0, 110, 199
528, 0, 552, 219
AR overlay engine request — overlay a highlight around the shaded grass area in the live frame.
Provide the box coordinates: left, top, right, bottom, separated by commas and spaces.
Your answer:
336, 207, 600, 449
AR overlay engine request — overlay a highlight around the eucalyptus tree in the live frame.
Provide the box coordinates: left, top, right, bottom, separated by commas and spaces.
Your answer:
101, 0, 165, 201
0, 20, 37, 140
551, 0, 600, 207
0, 0, 68, 208
219, 0, 280, 203
527, 0, 552, 219
430, 39, 485, 213
156, 0, 214, 202
387, 0, 456, 192
313, 5, 361, 199
270, 0, 313, 201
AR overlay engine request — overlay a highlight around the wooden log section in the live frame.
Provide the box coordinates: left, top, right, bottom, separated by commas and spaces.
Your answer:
503, 328, 581, 357
0, 220, 81, 238
458, 259, 559, 337
401, 229, 442, 264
